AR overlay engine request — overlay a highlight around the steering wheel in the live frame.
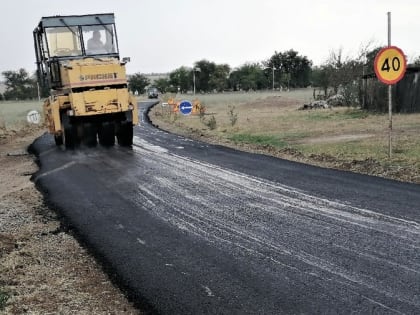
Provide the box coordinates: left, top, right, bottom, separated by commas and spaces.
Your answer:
54, 48, 71, 56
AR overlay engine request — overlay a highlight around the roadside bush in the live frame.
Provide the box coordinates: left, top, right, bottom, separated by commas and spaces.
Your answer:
0, 289, 9, 310
341, 82, 360, 106
171, 112, 179, 123
227, 105, 238, 126
199, 104, 206, 122
204, 115, 217, 130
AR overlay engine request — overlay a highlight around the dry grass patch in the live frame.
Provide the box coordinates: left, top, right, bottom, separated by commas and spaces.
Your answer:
151, 89, 420, 183
0, 101, 43, 129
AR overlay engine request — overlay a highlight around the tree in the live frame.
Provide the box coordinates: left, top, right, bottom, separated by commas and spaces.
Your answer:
292, 54, 312, 88
413, 56, 420, 66
266, 49, 312, 89
265, 51, 285, 89
2, 68, 37, 100
208, 64, 230, 92
361, 45, 387, 110
127, 73, 150, 94
154, 78, 171, 93
311, 45, 383, 106
229, 63, 267, 91
311, 66, 331, 96
228, 70, 241, 91
193, 60, 217, 93
325, 48, 345, 94
169, 66, 191, 93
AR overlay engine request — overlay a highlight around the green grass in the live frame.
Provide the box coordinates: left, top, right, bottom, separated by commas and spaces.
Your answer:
298, 140, 389, 160
281, 131, 310, 141
0, 289, 9, 310
296, 134, 420, 167
0, 100, 43, 129
229, 133, 288, 148
305, 108, 370, 121
229, 131, 312, 150
340, 109, 370, 119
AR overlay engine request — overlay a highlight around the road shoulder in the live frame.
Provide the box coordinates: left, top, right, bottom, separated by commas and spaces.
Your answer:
0, 130, 140, 314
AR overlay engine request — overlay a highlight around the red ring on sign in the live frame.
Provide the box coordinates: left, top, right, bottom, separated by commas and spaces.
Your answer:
374, 46, 407, 85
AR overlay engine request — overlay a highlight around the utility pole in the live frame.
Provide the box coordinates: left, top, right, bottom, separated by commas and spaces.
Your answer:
193, 67, 201, 95
272, 67, 275, 91
193, 71, 196, 95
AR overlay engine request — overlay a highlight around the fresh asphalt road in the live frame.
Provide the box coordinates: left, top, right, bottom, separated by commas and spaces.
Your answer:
31, 101, 420, 314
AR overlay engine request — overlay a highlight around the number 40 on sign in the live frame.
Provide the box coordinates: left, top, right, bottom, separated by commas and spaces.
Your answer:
374, 46, 407, 85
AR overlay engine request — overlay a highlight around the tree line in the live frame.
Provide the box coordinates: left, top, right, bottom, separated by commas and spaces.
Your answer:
0, 69, 39, 101
128, 45, 420, 107
311, 45, 414, 106
2, 47, 420, 102
128, 49, 312, 94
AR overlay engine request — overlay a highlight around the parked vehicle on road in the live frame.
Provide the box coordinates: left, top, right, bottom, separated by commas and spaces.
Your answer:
147, 87, 159, 99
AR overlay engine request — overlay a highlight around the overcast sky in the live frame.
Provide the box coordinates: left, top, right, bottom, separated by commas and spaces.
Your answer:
1, 0, 419, 75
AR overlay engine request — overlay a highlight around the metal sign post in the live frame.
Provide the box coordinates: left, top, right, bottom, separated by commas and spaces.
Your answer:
388, 12, 392, 158
373, 12, 406, 158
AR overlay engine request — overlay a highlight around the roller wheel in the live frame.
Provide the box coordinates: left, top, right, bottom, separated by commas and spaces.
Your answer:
63, 116, 80, 149
117, 121, 133, 146
54, 134, 63, 146
82, 123, 98, 147
98, 122, 115, 146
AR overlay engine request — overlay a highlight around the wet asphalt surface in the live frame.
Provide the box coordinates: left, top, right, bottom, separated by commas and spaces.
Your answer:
30, 101, 420, 314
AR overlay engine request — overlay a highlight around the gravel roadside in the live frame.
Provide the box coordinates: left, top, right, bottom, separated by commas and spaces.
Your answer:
0, 128, 140, 314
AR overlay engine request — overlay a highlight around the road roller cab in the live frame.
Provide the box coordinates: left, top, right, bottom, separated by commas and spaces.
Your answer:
33, 13, 138, 148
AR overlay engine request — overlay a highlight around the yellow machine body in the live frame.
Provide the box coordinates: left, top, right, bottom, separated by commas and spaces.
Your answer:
43, 58, 138, 135
34, 13, 138, 147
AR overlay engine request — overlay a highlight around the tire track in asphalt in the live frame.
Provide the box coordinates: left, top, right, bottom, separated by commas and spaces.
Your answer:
30, 107, 420, 313
127, 135, 420, 313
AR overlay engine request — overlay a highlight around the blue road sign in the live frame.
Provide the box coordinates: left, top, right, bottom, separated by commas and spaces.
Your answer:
179, 100, 193, 115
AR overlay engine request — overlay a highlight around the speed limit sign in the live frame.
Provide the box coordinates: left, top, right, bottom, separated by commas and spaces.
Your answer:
374, 46, 407, 85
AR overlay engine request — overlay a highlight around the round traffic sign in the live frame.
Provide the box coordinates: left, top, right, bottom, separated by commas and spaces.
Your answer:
374, 46, 407, 85
26, 110, 41, 124
179, 100, 193, 115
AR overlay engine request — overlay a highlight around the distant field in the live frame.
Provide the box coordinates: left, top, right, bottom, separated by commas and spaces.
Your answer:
0, 100, 43, 130
160, 89, 313, 107
151, 89, 420, 183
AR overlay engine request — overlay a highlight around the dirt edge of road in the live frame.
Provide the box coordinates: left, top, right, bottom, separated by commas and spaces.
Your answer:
0, 128, 141, 315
